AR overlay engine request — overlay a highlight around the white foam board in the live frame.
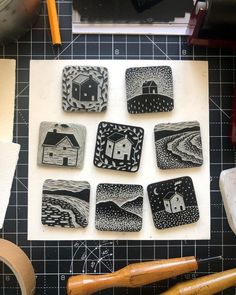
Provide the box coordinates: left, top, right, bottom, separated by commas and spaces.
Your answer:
0, 141, 20, 229
0, 59, 16, 142
29, 60, 210, 240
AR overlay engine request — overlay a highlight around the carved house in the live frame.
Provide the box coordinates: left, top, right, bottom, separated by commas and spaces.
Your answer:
42, 129, 80, 167
105, 132, 133, 161
72, 74, 99, 102
142, 80, 158, 94
163, 192, 186, 214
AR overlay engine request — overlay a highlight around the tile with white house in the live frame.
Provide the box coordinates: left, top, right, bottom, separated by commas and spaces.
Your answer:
94, 121, 144, 172
147, 176, 199, 229
37, 122, 86, 168
95, 183, 143, 232
62, 65, 108, 112
126, 66, 174, 114
41, 179, 90, 228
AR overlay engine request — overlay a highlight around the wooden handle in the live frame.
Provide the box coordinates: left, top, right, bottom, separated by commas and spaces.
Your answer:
161, 268, 236, 295
67, 257, 198, 295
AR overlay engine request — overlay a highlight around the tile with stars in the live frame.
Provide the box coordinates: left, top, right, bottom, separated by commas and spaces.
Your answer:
147, 176, 199, 229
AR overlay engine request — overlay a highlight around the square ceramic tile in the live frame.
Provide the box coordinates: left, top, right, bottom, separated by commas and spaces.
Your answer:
126, 66, 174, 114
147, 176, 199, 229
41, 179, 90, 228
94, 121, 144, 172
154, 121, 203, 169
95, 183, 143, 232
62, 65, 108, 112
37, 122, 86, 168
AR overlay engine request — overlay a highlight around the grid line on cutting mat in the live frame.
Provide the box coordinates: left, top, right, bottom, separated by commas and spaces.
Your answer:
0, 1, 236, 294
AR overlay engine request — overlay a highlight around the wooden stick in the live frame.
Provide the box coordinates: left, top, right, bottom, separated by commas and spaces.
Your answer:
46, 0, 61, 45
67, 257, 198, 295
161, 268, 236, 295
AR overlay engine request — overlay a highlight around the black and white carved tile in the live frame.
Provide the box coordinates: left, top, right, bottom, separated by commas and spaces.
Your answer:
154, 121, 203, 170
94, 121, 144, 172
147, 176, 199, 229
41, 179, 90, 228
62, 65, 108, 112
126, 66, 174, 114
95, 183, 143, 232
37, 122, 86, 168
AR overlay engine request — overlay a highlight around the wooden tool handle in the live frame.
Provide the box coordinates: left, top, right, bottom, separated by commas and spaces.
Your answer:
161, 268, 236, 295
67, 256, 198, 295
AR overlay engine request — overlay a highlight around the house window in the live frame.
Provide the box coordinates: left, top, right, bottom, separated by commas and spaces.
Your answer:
176, 197, 179, 201
88, 85, 92, 88
122, 144, 126, 148
84, 93, 87, 96
75, 87, 77, 91
174, 207, 177, 210
49, 153, 53, 157
108, 144, 112, 148
63, 147, 66, 150
117, 151, 121, 154
166, 204, 168, 207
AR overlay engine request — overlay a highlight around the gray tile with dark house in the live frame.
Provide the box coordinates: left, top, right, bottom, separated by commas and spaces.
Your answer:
62, 65, 108, 112
37, 122, 86, 168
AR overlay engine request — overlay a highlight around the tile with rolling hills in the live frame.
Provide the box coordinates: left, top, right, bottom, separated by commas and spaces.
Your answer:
126, 66, 174, 114
95, 183, 143, 232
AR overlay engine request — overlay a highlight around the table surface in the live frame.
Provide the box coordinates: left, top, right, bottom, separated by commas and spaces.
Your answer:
0, 1, 236, 294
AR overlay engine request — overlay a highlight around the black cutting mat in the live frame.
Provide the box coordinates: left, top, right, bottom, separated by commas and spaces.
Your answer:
0, 1, 236, 294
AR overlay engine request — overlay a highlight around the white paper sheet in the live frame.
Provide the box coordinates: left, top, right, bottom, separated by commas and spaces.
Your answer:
0, 59, 16, 142
0, 141, 20, 229
29, 60, 210, 240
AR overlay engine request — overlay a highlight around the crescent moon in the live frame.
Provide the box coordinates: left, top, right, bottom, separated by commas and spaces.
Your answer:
153, 188, 159, 195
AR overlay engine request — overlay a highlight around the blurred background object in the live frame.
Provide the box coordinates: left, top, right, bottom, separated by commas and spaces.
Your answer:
0, 0, 41, 44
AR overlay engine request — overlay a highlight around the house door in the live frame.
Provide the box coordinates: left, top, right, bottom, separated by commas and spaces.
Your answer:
63, 157, 68, 166
124, 154, 128, 161
180, 205, 183, 211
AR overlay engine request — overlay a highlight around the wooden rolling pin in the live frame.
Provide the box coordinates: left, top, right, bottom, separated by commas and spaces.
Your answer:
161, 268, 236, 295
67, 256, 220, 295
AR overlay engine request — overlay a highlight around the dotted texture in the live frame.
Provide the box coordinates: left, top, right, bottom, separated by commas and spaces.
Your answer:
0, 1, 236, 294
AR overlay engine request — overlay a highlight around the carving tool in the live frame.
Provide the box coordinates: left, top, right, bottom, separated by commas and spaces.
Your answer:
46, 0, 61, 45
67, 256, 221, 295
161, 268, 236, 294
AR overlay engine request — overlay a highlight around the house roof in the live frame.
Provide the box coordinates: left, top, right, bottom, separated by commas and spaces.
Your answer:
72, 74, 99, 85
143, 80, 157, 87
43, 132, 80, 148
107, 132, 133, 144
163, 191, 183, 201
